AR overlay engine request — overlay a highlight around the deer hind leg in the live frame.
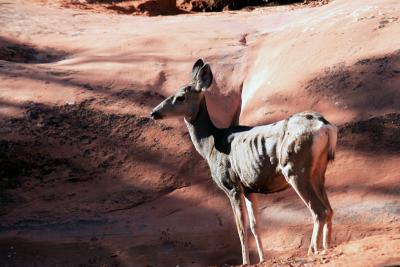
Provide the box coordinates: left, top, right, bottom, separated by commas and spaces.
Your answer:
228, 189, 250, 265
309, 128, 334, 253
316, 177, 333, 252
281, 163, 330, 255
244, 193, 265, 263
321, 189, 333, 252
312, 150, 334, 252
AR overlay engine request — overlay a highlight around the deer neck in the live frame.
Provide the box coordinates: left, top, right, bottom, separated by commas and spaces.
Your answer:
184, 96, 217, 161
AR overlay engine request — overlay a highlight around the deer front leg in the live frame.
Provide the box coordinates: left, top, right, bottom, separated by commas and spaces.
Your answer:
229, 189, 250, 265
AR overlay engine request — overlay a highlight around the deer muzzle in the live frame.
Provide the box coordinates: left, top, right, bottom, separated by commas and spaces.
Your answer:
150, 110, 163, 120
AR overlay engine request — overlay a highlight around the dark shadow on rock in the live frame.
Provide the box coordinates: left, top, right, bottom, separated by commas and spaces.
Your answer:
305, 50, 400, 119
0, 237, 128, 267
0, 99, 200, 213
105, 3, 139, 14
182, 0, 308, 12
64, 0, 189, 16
0, 37, 68, 64
338, 113, 400, 155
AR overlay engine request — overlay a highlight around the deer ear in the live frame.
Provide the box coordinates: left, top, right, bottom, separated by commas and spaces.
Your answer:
192, 58, 205, 80
195, 64, 213, 91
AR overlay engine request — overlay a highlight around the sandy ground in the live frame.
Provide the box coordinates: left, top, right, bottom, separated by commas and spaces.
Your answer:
0, 0, 399, 266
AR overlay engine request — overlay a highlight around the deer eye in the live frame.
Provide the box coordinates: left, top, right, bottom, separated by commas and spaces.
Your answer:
176, 96, 185, 102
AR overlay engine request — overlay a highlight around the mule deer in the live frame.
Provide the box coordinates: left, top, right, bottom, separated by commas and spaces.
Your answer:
150, 59, 337, 265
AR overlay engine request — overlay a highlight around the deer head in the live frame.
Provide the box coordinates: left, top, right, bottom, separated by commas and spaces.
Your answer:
150, 58, 213, 122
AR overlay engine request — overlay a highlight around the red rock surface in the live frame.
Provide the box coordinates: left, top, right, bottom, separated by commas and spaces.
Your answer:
0, 0, 399, 266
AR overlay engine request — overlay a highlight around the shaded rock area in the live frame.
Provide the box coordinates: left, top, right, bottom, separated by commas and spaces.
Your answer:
0, 97, 205, 217
37, 0, 329, 15
339, 113, 400, 155
0, 37, 67, 64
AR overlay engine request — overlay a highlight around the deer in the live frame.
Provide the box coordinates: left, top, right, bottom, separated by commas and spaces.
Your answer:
150, 59, 338, 265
